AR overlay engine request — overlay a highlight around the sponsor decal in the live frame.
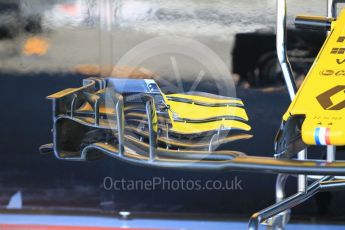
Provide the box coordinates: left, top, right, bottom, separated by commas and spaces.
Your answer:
330, 47, 345, 54
337, 36, 345, 43
316, 85, 345, 110
319, 69, 345, 76
336, 58, 345, 64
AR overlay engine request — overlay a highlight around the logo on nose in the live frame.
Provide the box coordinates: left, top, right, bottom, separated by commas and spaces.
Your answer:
316, 85, 345, 110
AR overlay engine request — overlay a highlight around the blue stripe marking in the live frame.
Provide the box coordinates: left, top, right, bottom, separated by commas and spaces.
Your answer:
315, 127, 321, 145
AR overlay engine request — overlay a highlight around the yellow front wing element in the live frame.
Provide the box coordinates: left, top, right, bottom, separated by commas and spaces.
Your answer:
283, 10, 345, 146
165, 93, 251, 135
167, 93, 244, 106
171, 120, 251, 135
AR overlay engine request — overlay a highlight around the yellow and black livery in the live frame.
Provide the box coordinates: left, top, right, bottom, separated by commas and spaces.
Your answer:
276, 10, 345, 157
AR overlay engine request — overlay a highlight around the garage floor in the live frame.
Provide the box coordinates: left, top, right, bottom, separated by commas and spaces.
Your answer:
0, 214, 344, 230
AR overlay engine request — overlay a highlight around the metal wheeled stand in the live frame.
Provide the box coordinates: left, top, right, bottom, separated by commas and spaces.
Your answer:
248, 0, 345, 229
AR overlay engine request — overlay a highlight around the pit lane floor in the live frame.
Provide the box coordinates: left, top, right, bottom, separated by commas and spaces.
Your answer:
0, 214, 344, 230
